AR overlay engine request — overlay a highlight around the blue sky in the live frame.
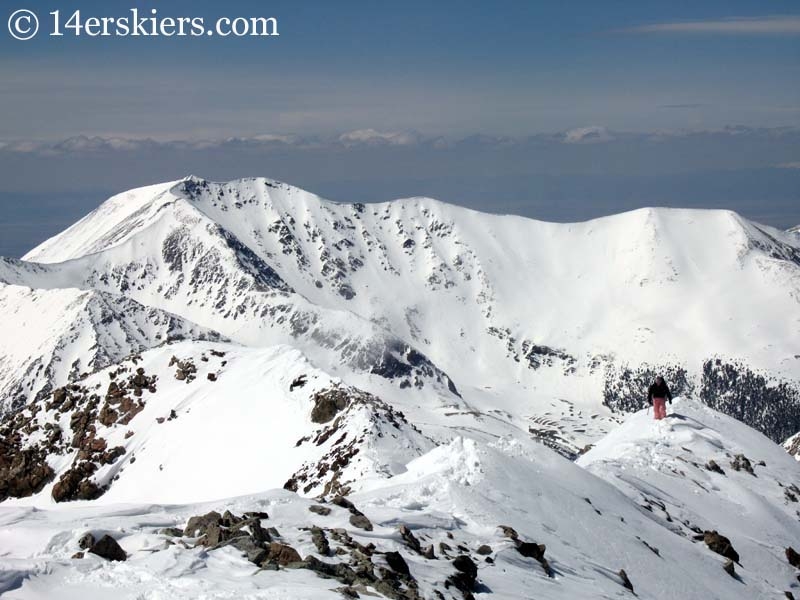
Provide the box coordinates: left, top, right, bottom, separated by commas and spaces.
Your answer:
0, 1, 798, 256
2, 0, 799, 138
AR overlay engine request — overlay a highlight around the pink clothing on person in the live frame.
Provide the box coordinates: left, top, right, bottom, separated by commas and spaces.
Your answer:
653, 397, 667, 420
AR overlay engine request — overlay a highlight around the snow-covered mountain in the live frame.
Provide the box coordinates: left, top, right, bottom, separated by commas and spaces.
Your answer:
3, 176, 799, 447
1, 176, 800, 599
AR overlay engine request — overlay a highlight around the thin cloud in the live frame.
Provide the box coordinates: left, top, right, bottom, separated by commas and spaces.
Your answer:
659, 104, 710, 109
562, 126, 614, 144
616, 15, 800, 35
1, 125, 798, 156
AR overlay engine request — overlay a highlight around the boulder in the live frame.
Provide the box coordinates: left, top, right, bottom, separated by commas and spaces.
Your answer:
399, 525, 422, 554
78, 532, 95, 550
264, 542, 302, 566
787, 546, 800, 569
89, 535, 127, 561
619, 569, 634, 593
703, 531, 740, 563
230, 518, 271, 544
447, 555, 478, 597
498, 525, 519, 540
309, 504, 332, 516
517, 541, 546, 561
226, 536, 268, 564
310, 389, 350, 424
476, 544, 492, 556
0, 447, 55, 501
311, 526, 331, 556
51, 462, 104, 502
384, 551, 410, 577
349, 514, 373, 531
184, 511, 222, 537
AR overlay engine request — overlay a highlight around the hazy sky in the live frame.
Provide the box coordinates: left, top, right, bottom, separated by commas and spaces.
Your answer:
0, 1, 798, 256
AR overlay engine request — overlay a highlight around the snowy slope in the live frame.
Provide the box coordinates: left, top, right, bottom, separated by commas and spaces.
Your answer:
2, 401, 800, 599
0, 275, 222, 413
0, 341, 435, 506
579, 398, 800, 596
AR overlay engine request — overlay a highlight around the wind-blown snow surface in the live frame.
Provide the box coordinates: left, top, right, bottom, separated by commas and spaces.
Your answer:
2, 400, 800, 599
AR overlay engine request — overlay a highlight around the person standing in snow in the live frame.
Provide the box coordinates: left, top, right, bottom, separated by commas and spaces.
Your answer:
648, 375, 672, 420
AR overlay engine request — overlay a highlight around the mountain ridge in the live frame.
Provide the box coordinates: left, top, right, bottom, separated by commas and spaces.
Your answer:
5, 175, 798, 446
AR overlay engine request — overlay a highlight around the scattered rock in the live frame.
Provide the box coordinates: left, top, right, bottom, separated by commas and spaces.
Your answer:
311, 526, 331, 556
89, 535, 127, 561
0, 446, 55, 502
447, 555, 478, 599
517, 541, 546, 561
51, 461, 104, 502
170, 357, 197, 383
723, 559, 736, 577
71, 552, 84, 559
499, 525, 518, 540
730, 454, 754, 475
705, 460, 725, 475
349, 514, 373, 532
78, 532, 95, 550
399, 525, 423, 554
332, 496, 356, 511
185, 511, 223, 537
310, 388, 350, 424
619, 569, 634, 593
264, 542, 302, 566
787, 546, 800, 569
290, 375, 308, 391
703, 531, 739, 563
231, 518, 271, 544
226, 535, 268, 564
384, 551, 410, 577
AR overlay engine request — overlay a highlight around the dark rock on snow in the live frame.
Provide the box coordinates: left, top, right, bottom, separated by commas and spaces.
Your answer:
89, 535, 127, 561
787, 546, 800, 569
619, 568, 634, 593
703, 530, 740, 563
309, 504, 332, 516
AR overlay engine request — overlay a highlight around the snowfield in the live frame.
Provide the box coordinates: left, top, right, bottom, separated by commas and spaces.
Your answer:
2, 401, 800, 599
1, 176, 800, 599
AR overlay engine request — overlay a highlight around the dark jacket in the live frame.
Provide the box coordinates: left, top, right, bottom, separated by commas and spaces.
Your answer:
648, 381, 672, 404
